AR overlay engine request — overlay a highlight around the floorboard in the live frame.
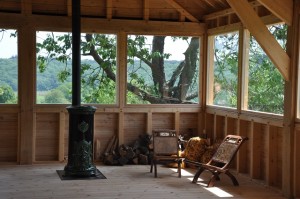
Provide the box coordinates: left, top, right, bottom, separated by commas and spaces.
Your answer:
0, 164, 286, 199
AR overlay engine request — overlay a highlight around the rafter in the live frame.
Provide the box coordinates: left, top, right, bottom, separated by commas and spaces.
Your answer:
67, 0, 72, 16
257, 0, 292, 26
107, 0, 112, 20
21, 0, 32, 15
227, 0, 290, 81
144, 0, 149, 20
164, 0, 199, 22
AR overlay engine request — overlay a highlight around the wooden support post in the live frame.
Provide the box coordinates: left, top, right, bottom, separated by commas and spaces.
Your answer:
118, 32, 127, 145
19, 25, 35, 164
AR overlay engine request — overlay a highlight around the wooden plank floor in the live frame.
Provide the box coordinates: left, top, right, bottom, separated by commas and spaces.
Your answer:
0, 164, 286, 199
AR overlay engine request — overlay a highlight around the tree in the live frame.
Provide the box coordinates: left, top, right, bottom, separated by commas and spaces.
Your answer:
0, 84, 16, 103
44, 89, 70, 104
36, 32, 200, 104
212, 24, 286, 114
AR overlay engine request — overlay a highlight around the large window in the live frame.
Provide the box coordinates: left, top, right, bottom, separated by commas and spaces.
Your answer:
126, 35, 200, 104
36, 31, 117, 104
208, 31, 239, 108
0, 29, 18, 104
247, 24, 286, 114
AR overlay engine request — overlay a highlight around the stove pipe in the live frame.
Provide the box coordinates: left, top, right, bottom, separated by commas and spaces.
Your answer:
64, 0, 97, 177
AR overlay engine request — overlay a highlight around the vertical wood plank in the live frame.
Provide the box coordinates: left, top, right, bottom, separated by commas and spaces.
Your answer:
238, 28, 250, 110
58, 112, 65, 162
147, 111, 152, 134
175, 111, 180, 135
250, 121, 262, 179
206, 36, 215, 105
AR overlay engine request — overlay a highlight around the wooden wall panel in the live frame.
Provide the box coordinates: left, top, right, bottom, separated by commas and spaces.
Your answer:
205, 113, 214, 140
64, 114, 69, 159
215, 115, 225, 139
251, 122, 263, 179
261, 124, 268, 182
35, 113, 59, 161
94, 113, 118, 161
179, 113, 198, 137
238, 120, 250, 173
123, 113, 147, 146
0, 113, 18, 162
269, 126, 282, 188
152, 113, 174, 130
226, 117, 236, 135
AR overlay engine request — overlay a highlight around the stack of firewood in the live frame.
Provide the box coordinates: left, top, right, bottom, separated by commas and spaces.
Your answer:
102, 134, 152, 166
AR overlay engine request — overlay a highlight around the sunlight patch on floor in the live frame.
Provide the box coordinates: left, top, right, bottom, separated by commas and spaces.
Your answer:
169, 168, 194, 177
169, 168, 234, 198
204, 187, 234, 197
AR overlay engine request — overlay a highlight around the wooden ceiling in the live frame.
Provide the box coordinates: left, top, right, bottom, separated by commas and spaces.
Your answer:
0, 0, 293, 81
0, 0, 278, 23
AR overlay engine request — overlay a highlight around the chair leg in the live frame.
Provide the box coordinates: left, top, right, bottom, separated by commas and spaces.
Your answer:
225, 170, 239, 186
192, 167, 205, 183
207, 171, 220, 187
154, 160, 158, 178
150, 160, 153, 173
177, 161, 181, 178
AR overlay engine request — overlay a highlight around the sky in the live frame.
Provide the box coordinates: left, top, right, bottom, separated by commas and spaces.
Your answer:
0, 29, 18, 58
1, 29, 190, 60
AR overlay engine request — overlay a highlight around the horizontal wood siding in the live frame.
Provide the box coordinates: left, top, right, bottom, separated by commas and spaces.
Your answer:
123, 113, 147, 146
0, 113, 18, 162
35, 113, 59, 161
94, 113, 118, 161
179, 113, 198, 137
152, 113, 174, 130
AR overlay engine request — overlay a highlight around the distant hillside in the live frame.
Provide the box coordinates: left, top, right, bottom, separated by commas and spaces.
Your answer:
0, 57, 181, 91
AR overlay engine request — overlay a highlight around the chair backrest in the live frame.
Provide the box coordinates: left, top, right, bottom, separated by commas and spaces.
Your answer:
209, 135, 248, 169
152, 129, 179, 156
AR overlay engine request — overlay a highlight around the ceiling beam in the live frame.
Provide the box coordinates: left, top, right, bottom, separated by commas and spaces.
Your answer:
257, 0, 293, 26
164, 0, 199, 22
227, 0, 290, 81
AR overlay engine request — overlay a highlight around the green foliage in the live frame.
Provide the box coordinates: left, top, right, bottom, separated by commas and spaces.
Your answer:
44, 89, 70, 104
213, 32, 239, 108
247, 24, 286, 114
0, 84, 16, 104
0, 57, 18, 91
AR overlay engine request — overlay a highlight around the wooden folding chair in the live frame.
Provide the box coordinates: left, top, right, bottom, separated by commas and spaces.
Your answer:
184, 135, 248, 187
150, 129, 182, 178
